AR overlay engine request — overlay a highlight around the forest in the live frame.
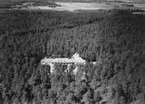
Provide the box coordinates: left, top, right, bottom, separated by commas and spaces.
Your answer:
0, 9, 145, 104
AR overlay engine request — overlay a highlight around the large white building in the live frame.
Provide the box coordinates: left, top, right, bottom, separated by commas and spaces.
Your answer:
41, 53, 86, 74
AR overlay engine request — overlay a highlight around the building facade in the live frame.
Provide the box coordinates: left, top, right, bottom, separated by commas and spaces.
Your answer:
41, 53, 86, 74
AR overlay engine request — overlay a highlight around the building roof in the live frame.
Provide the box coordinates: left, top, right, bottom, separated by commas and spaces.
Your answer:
41, 53, 86, 64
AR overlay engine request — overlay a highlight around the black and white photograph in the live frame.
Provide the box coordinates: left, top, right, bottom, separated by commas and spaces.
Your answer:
0, 0, 145, 104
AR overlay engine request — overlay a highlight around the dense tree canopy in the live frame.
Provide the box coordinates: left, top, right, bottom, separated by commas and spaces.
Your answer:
0, 9, 145, 104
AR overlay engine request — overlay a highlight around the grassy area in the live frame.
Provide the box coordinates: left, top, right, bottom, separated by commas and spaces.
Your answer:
33, 1, 60, 7
0, 0, 60, 8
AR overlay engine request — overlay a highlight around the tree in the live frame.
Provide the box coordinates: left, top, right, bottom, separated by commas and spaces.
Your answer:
81, 89, 94, 104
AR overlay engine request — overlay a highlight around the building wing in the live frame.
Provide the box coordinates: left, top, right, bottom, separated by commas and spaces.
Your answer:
41, 53, 86, 65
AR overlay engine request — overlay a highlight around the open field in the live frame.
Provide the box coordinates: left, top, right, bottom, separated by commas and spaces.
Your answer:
7, 2, 145, 12
134, 3, 145, 9
26, 2, 114, 12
